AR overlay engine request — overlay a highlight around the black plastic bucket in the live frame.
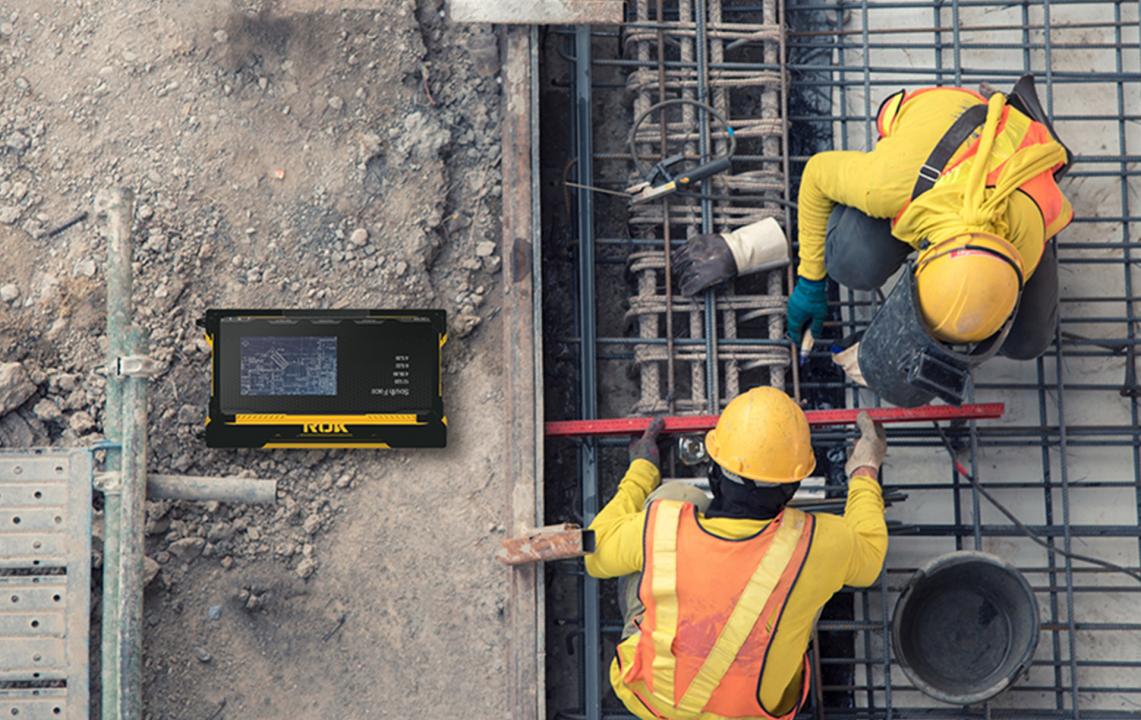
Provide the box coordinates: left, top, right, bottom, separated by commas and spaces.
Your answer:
892, 551, 1039, 705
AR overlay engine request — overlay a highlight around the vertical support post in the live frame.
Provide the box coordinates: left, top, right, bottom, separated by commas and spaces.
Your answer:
117, 334, 148, 720
573, 25, 602, 720
97, 187, 144, 720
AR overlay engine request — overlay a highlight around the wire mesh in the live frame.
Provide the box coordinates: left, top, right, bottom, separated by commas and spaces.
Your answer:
543, 1, 1141, 718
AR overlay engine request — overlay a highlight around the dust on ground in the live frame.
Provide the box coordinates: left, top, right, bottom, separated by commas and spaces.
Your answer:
0, 1, 510, 718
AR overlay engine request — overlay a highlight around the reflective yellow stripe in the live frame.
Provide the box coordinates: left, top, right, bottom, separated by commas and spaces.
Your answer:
231, 414, 423, 426
648, 500, 683, 705
439, 333, 446, 396
938, 104, 1031, 189
674, 508, 808, 718
262, 442, 391, 449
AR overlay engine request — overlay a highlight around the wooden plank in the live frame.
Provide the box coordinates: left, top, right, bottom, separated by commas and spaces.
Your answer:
501, 26, 544, 720
450, 0, 623, 24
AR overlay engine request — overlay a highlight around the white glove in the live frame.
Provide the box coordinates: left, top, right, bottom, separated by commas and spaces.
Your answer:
845, 411, 887, 477
721, 217, 790, 276
832, 342, 868, 387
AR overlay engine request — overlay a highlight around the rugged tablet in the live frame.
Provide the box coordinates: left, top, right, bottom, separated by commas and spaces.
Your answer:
199, 309, 446, 448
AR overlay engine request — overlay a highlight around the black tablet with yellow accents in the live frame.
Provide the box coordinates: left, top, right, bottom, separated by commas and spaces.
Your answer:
199, 309, 446, 448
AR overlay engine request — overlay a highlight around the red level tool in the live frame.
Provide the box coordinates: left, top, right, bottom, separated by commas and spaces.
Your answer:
544, 403, 1005, 438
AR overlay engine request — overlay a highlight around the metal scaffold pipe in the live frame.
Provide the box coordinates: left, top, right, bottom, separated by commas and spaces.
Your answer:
97, 187, 145, 720
116, 333, 148, 720
146, 474, 278, 505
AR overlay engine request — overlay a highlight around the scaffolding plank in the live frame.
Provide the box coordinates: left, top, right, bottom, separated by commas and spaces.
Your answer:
0, 692, 72, 720
449, 0, 623, 24
0, 450, 92, 720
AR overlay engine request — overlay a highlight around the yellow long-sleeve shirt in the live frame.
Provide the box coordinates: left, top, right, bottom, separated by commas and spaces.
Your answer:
585, 459, 888, 719
795, 88, 1057, 282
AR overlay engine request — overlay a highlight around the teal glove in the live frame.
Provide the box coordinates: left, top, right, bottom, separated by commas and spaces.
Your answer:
786, 277, 828, 344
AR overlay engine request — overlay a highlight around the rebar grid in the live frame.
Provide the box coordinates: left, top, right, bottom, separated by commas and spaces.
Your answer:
620, 0, 795, 415
548, 0, 1141, 718
786, 1, 1141, 717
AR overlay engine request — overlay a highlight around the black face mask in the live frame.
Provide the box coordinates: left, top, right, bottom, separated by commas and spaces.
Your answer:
705, 465, 799, 521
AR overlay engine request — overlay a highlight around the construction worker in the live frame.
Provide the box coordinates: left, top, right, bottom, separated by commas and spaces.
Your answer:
674, 77, 1072, 405
784, 76, 1072, 391
585, 387, 888, 719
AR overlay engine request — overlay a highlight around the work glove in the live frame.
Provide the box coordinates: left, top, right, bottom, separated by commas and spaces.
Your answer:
786, 277, 828, 345
628, 417, 665, 468
844, 411, 887, 479
832, 342, 868, 387
673, 217, 789, 296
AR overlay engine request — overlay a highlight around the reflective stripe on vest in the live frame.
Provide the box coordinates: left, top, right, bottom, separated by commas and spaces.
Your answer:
881, 88, 1071, 240
621, 501, 815, 719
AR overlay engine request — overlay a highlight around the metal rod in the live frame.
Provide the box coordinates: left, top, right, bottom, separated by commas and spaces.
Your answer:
657, 0, 678, 417
696, 0, 721, 410
97, 186, 137, 720
146, 474, 278, 505
573, 25, 602, 720
116, 334, 147, 720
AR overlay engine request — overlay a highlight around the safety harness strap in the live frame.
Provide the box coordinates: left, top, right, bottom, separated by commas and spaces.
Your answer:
648, 500, 684, 705
911, 104, 989, 200
672, 508, 810, 718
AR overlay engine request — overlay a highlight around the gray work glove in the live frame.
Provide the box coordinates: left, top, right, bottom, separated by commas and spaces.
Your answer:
673, 218, 789, 296
628, 418, 665, 468
844, 411, 887, 479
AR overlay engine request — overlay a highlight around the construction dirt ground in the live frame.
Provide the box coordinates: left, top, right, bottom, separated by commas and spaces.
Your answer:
0, 1, 511, 717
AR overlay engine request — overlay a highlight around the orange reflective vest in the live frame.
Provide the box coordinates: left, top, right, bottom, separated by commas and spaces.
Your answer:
877, 87, 1073, 243
617, 501, 816, 719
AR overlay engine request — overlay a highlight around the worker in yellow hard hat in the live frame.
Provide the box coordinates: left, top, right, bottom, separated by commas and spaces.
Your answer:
784, 76, 1072, 373
585, 387, 889, 719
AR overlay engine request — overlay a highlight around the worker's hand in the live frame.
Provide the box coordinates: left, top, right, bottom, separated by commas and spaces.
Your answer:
831, 342, 868, 387
672, 233, 737, 296
786, 277, 828, 345
673, 219, 789, 297
628, 417, 665, 468
845, 411, 887, 480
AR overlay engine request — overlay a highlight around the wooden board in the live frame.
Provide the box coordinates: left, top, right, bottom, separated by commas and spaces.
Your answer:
450, 0, 623, 24
500, 26, 545, 720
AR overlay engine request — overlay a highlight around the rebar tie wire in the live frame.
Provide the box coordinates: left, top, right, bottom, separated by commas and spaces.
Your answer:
932, 421, 1141, 584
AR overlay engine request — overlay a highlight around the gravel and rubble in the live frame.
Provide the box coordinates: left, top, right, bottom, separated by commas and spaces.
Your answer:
0, 1, 511, 717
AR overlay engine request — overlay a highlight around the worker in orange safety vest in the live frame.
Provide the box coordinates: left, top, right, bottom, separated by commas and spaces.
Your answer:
585, 387, 889, 719
786, 77, 1073, 388
674, 76, 1073, 406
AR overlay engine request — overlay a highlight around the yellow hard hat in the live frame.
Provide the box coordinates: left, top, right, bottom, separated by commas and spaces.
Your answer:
914, 232, 1024, 344
705, 387, 815, 484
